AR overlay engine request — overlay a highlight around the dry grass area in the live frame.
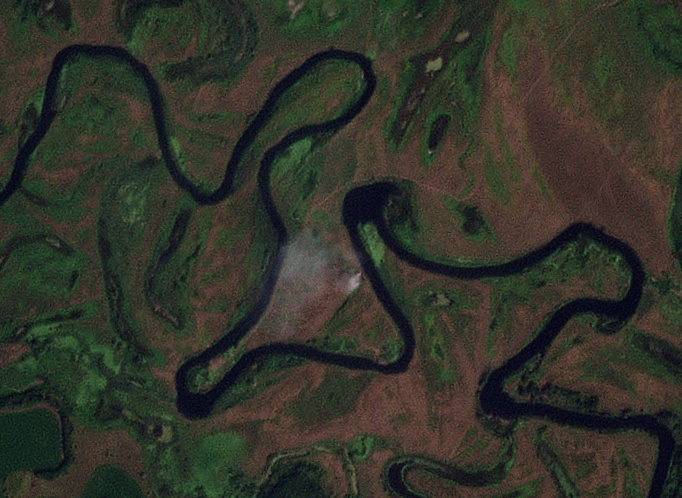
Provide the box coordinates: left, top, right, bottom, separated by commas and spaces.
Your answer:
0, 0, 680, 495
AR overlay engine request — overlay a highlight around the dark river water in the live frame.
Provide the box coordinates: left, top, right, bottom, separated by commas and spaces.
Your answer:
3, 44, 675, 498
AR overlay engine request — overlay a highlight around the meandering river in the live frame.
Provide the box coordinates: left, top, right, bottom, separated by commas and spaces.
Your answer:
2, 44, 675, 497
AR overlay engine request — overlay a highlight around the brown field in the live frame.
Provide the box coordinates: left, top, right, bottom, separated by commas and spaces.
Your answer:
26, 422, 150, 497
0, 0, 680, 496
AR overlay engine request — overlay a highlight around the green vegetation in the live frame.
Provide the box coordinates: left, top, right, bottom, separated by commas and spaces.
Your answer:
212, 352, 305, 413
184, 360, 223, 393
162, 0, 258, 87
667, 161, 682, 273
261, 0, 357, 40
414, 285, 478, 391
570, 449, 596, 481
0, 356, 38, 396
194, 214, 268, 321
259, 0, 445, 46
0, 236, 83, 318
99, 376, 172, 425
627, 328, 682, 381
187, 432, 248, 496
12, 0, 74, 37
421, 311, 459, 388
617, 448, 646, 498
419, 98, 455, 166
208, 57, 364, 195
127, 4, 194, 57
4, 313, 124, 424
387, 440, 515, 494
311, 209, 336, 232
413, 285, 478, 310
485, 235, 628, 360
507, 0, 547, 20
383, 183, 420, 246
271, 59, 365, 131
173, 121, 230, 162
398, 224, 627, 381
373, 0, 445, 50
17, 87, 44, 146
0, 184, 37, 229
547, 0, 673, 137
27, 91, 130, 206
113, 0, 166, 39
636, 0, 682, 73
145, 203, 206, 333
97, 156, 170, 355
536, 236, 629, 287
500, 28, 519, 81
271, 138, 319, 230
659, 285, 682, 337
309, 332, 361, 357
0, 119, 9, 140
130, 126, 148, 149
493, 106, 520, 183
318, 294, 366, 342
256, 460, 326, 498
290, 368, 373, 426
118, 0, 258, 87
541, 318, 589, 367
152, 433, 255, 497
61, 93, 126, 137
452, 26, 493, 136
58, 53, 148, 103
484, 149, 511, 204
386, 9, 492, 152
103, 158, 165, 244
493, 478, 542, 497
2, 3, 676, 496
384, 58, 417, 150
82, 465, 144, 498
347, 434, 378, 463
0, 408, 62, 485
582, 24, 648, 136
21, 161, 111, 222
580, 353, 635, 392
378, 337, 403, 364
0, 292, 159, 428
534, 429, 580, 497
166, 130, 227, 192
359, 223, 386, 265
392, 195, 628, 298
441, 195, 496, 242
188, 108, 244, 125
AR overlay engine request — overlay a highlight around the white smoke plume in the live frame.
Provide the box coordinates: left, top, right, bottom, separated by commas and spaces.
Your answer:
257, 229, 362, 342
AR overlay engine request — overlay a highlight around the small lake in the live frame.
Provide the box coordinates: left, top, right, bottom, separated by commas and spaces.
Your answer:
0, 407, 62, 486
81, 464, 143, 498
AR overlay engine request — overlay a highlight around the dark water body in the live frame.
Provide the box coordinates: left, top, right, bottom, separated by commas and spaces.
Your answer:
144, 208, 193, 329
346, 184, 674, 497
427, 113, 450, 151
2, 44, 676, 497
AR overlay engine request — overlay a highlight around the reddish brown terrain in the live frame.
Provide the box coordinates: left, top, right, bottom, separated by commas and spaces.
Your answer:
0, 0, 680, 496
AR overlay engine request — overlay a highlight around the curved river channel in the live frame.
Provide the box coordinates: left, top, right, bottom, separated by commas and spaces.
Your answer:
2, 44, 676, 497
